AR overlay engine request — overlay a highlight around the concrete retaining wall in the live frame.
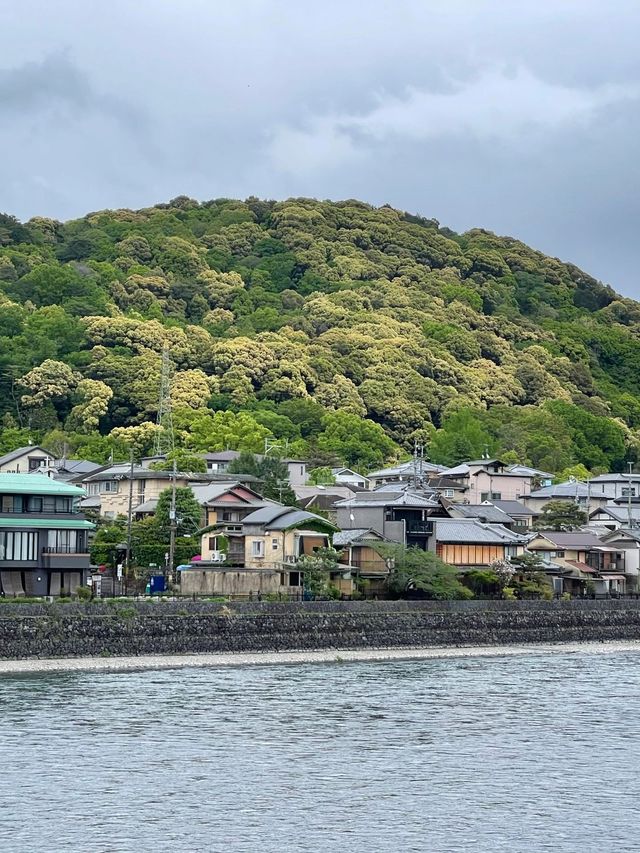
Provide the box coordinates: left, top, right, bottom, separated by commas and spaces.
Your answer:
1, 599, 640, 659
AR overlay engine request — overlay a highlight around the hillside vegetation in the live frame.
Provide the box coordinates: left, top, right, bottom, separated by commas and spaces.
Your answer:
1, 196, 639, 473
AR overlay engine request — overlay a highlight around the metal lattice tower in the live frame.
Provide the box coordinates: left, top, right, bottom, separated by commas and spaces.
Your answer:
153, 346, 175, 457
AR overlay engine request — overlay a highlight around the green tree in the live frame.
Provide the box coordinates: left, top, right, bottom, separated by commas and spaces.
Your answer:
429, 408, 496, 467
381, 545, 473, 600
315, 411, 397, 471
536, 500, 587, 531
297, 546, 340, 597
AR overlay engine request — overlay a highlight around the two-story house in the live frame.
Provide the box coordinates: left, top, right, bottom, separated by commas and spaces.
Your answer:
331, 468, 372, 490
440, 459, 537, 503
334, 487, 441, 550
0, 446, 55, 475
524, 480, 614, 515
182, 503, 336, 597
526, 531, 627, 595
0, 473, 94, 597
367, 460, 445, 489
588, 473, 640, 501
434, 519, 528, 567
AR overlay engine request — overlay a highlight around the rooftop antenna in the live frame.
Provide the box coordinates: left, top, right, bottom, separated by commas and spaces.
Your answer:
153, 346, 175, 457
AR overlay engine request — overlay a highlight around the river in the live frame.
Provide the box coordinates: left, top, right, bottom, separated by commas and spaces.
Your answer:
0, 647, 637, 852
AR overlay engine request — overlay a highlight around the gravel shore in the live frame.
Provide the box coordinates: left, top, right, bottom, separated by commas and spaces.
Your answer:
1, 640, 639, 675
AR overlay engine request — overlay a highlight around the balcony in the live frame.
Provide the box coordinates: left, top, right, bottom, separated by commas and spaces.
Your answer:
406, 521, 433, 535
41, 547, 90, 570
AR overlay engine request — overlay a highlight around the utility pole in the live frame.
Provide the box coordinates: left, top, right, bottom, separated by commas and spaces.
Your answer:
628, 461, 634, 529
125, 450, 134, 595
153, 346, 175, 458
167, 459, 177, 586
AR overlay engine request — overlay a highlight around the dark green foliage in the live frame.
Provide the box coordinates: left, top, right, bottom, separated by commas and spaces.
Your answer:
535, 500, 588, 531
382, 545, 473, 600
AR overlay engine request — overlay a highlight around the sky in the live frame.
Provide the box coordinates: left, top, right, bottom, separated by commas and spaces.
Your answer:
1, 0, 639, 295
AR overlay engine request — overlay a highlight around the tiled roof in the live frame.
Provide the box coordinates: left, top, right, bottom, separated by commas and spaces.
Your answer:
528, 481, 614, 499
0, 446, 52, 466
492, 500, 539, 516
434, 519, 527, 544
448, 504, 514, 524
333, 528, 384, 546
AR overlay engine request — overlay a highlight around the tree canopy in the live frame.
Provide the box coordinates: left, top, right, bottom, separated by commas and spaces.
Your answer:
0, 196, 638, 474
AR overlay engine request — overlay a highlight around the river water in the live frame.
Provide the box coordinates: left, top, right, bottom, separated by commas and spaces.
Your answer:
1, 648, 638, 852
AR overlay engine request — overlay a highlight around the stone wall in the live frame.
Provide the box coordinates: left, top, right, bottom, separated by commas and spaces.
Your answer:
1, 599, 640, 659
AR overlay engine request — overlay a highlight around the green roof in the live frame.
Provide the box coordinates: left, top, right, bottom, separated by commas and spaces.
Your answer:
0, 473, 85, 497
0, 518, 94, 530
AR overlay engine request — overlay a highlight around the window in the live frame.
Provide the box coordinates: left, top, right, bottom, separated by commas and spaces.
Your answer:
443, 489, 454, 498
87, 483, 100, 496
42, 497, 71, 513
102, 481, 118, 493
27, 497, 43, 512
251, 540, 265, 558
272, 538, 279, 551
1, 496, 22, 513
0, 531, 37, 561
221, 511, 239, 522
47, 530, 85, 553
505, 546, 519, 558
288, 571, 301, 587
300, 466, 304, 476
208, 537, 217, 550
622, 487, 636, 497
28, 457, 47, 471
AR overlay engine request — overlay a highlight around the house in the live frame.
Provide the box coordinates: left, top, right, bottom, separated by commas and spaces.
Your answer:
490, 500, 539, 531
192, 481, 275, 562
524, 480, 613, 514
588, 473, 640, 501
334, 486, 441, 549
80, 462, 215, 518
0, 446, 55, 475
440, 458, 537, 503
294, 485, 361, 524
434, 519, 527, 567
0, 473, 94, 596
425, 476, 468, 502
331, 467, 372, 490
367, 459, 445, 489
506, 465, 553, 488
588, 505, 640, 531
182, 505, 337, 597
526, 531, 628, 595
598, 528, 640, 590
332, 528, 390, 596
201, 451, 307, 486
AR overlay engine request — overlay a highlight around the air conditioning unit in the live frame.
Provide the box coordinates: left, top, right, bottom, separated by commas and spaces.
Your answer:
211, 551, 226, 562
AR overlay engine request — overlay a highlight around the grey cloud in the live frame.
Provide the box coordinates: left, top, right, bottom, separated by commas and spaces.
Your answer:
0, 0, 639, 296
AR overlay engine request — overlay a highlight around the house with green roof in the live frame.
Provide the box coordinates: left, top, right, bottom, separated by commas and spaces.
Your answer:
0, 473, 94, 597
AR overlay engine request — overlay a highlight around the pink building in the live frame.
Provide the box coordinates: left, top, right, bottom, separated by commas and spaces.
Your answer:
441, 459, 537, 504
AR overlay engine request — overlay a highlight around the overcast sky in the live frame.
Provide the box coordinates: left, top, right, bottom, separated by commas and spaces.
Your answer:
1, 0, 639, 295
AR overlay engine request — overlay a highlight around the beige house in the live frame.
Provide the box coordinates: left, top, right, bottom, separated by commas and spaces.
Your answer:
182, 505, 337, 597
527, 531, 628, 595
0, 446, 55, 475
80, 462, 213, 518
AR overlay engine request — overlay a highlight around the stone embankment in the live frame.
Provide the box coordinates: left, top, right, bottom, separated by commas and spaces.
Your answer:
1, 598, 640, 660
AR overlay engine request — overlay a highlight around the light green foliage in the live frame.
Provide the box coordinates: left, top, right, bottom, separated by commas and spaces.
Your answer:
297, 547, 340, 597
0, 196, 637, 476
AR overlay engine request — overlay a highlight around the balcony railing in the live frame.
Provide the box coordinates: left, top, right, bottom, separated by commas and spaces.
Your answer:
406, 521, 433, 535
1, 507, 78, 514
43, 546, 89, 555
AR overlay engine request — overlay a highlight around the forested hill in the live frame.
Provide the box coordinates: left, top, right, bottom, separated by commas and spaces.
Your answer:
1, 196, 639, 474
